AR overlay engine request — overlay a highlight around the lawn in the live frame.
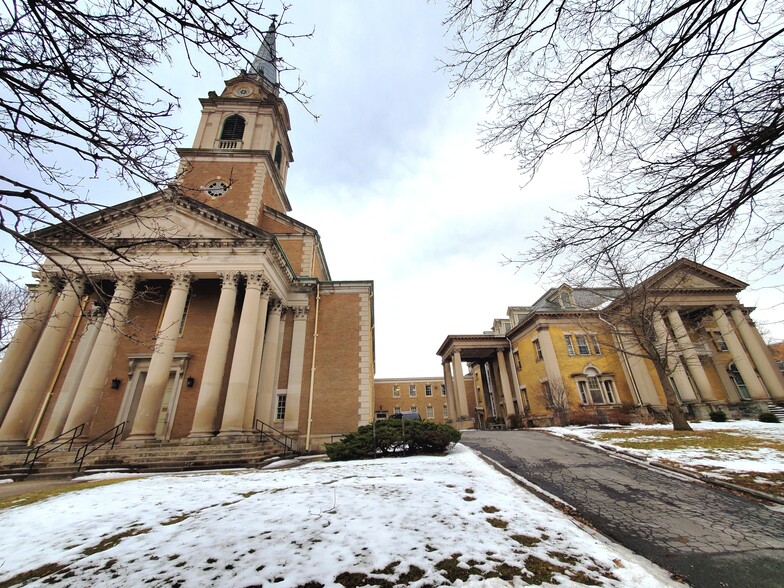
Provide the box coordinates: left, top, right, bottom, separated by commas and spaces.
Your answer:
0, 445, 680, 587
546, 421, 784, 499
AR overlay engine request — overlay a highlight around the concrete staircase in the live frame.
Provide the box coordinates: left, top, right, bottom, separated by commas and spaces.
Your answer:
0, 436, 293, 481
767, 403, 784, 421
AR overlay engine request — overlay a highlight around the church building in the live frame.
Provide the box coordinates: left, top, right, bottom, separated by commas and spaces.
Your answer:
0, 26, 375, 457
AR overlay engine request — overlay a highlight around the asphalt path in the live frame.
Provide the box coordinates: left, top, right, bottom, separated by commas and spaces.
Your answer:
461, 430, 784, 588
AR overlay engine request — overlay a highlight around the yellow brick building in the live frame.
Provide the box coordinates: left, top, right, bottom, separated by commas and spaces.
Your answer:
439, 260, 784, 427
373, 376, 475, 424
0, 28, 374, 454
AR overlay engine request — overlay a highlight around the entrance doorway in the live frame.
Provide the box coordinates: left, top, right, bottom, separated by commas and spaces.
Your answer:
118, 353, 190, 439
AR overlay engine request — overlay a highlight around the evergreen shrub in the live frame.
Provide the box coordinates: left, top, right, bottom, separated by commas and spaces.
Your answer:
325, 420, 461, 461
759, 412, 780, 423
708, 410, 728, 422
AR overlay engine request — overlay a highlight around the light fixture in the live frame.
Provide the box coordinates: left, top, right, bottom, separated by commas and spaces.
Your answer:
111, 378, 121, 390
186, 376, 195, 388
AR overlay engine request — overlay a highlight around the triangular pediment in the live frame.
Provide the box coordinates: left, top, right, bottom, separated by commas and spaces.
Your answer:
646, 259, 748, 293
31, 190, 274, 246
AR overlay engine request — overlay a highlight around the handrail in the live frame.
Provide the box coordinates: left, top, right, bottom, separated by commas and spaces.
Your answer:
24, 423, 85, 475
254, 419, 295, 457
74, 422, 126, 472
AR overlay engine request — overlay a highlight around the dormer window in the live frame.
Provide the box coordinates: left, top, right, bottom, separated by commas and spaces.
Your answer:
219, 115, 245, 148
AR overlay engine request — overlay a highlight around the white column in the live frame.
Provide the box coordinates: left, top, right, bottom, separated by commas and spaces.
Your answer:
63, 275, 136, 434
0, 277, 85, 444
0, 277, 59, 424
712, 307, 767, 399
495, 350, 516, 416
730, 307, 784, 400
442, 361, 458, 422
190, 272, 240, 436
44, 304, 105, 439
127, 273, 191, 440
618, 334, 661, 406
284, 305, 309, 431
255, 300, 284, 424
653, 312, 697, 402
452, 349, 470, 421
667, 309, 714, 400
242, 286, 271, 431
220, 272, 266, 436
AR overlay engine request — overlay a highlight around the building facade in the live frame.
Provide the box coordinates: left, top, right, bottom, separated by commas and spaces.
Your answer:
373, 376, 475, 424
0, 30, 374, 453
438, 260, 784, 427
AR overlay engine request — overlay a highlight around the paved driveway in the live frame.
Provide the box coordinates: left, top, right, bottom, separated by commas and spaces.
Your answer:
462, 430, 784, 588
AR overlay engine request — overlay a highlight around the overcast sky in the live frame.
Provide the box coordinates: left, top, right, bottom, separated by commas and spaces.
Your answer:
4, 0, 782, 377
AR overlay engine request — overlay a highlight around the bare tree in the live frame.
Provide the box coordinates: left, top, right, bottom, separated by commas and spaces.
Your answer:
537, 379, 570, 426
0, 280, 28, 356
0, 0, 311, 276
588, 258, 693, 430
445, 0, 784, 277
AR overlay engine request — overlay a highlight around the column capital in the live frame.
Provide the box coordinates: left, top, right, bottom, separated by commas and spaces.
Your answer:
290, 305, 309, 320
245, 271, 267, 290
269, 299, 285, 315
89, 302, 107, 319
115, 273, 138, 290
218, 271, 240, 288
30, 273, 61, 293
169, 272, 192, 290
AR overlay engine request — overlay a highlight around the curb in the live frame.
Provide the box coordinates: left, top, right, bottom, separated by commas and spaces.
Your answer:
554, 432, 784, 506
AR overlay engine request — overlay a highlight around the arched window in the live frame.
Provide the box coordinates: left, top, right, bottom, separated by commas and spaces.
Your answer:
274, 142, 283, 169
576, 367, 617, 405
728, 363, 751, 400
220, 115, 246, 141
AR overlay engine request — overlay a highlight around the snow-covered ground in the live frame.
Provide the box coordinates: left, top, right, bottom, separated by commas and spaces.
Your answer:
0, 445, 681, 587
546, 421, 784, 474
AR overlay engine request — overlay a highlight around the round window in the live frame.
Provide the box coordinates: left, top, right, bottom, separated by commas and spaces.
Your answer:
205, 180, 229, 197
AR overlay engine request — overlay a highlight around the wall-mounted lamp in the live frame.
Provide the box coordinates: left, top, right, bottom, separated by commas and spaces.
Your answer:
186, 376, 195, 388
111, 378, 122, 390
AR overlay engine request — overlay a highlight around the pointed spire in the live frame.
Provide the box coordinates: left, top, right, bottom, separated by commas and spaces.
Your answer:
251, 17, 279, 95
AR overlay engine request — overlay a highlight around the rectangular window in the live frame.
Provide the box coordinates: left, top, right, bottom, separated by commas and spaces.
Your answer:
425, 384, 433, 397
392, 385, 400, 398
576, 334, 591, 355
513, 350, 522, 369
426, 405, 435, 419
441, 384, 446, 396
394, 406, 401, 414
156, 287, 192, 337
588, 377, 604, 404
713, 332, 729, 352
577, 381, 588, 404
603, 380, 616, 403
443, 404, 449, 417
276, 395, 286, 420
533, 339, 543, 360
409, 385, 417, 397
591, 335, 602, 355
564, 335, 575, 356
410, 405, 418, 413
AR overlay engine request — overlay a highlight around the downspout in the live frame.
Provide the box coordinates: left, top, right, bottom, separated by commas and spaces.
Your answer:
28, 296, 87, 445
304, 282, 321, 452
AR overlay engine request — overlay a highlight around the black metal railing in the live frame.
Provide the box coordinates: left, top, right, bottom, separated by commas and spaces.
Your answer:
74, 422, 126, 472
254, 419, 296, 457
24, 423, 85, 475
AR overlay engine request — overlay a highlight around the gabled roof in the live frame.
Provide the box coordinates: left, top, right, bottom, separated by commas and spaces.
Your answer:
641, 258, 748, 292
29, 189, 277, 248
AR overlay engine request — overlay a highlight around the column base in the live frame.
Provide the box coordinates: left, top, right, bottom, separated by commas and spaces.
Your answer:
0, 439, 28, 448
124, 433, 157, 443
187, 431, 217, 439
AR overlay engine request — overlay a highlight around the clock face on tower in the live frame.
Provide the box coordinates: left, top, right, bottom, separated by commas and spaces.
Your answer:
205, 180, 229, 197
233, 85, 252, 97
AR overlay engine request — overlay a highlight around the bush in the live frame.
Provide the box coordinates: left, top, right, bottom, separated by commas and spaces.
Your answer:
709, 410, 727, 422
324, 420, 462, 461
568, 410, 600, 426
759, 412, 780, 423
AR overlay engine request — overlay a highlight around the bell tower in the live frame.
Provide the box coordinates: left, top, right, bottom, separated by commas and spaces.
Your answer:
176, 22, 293, 226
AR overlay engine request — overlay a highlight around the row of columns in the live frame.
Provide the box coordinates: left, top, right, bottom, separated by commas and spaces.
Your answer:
0, 270, 310, 446
650, 306, 784, 404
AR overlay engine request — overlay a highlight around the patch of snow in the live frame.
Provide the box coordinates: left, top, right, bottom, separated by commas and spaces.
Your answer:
0, 445, 681, 587
0, 479, 14, 485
